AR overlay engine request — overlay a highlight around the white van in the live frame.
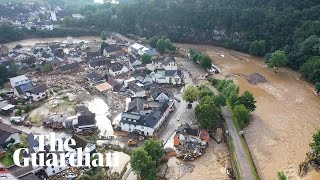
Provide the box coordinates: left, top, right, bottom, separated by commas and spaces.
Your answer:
10, 116, 24, 123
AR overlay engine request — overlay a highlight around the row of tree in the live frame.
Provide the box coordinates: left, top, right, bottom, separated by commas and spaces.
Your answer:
188, 49, 212, 69
148, 36, 176, 54
182, 85, 225, 130
209, 78, 256, 129
130, 139, 164, 180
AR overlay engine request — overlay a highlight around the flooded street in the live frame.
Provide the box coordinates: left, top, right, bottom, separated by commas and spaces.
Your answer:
87, 97, 114, 137
177, 44, 320, 180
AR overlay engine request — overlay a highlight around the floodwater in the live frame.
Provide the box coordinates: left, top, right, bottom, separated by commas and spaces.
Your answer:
176, 44, 320, 180
87, 97, 114, 137
4, 36, 100, 49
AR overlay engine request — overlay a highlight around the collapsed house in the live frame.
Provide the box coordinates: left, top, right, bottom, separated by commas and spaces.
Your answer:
174, 124, 210, 161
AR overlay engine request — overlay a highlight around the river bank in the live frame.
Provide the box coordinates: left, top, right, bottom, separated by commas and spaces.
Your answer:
176, 44, 320, 180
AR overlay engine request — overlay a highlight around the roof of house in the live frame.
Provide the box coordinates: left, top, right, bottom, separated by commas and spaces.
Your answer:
129, 83, 145, 94
152, 58, 165, 64
0, 123, 20, 145
95, 82, 113, 92
107, 78, 118, 87
176, 124, 199, 136
86, 72, 105, 82
165, 69, 182, 77
59, 63, 79, 71
86, 51, 100, 58
163, 57, 175, 66
104, 44, 123, 53
127, 98, 146, 113
150, 88, 170, 100
26, 84, 46, 94
110, 63, 125, 72
89, 58, 111, 67
78, 114, 96, 126
10, 75, 29, 84
129, 55, 138, 64
15, 82, 34, 95
121, 102, 170, 128
131, 43, 145, 50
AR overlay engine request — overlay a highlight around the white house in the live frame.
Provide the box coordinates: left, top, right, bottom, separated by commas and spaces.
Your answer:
129, 43, 145, 54
109, 63, 129, 76
120, 102, 173, 136
10, 75, 30, 88
26, 84, 46, 101
150, 69, 182, 85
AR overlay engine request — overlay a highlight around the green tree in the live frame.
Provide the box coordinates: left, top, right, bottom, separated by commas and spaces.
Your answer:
24, 105, 32, 113
198, 85, 214, 99
143, 139, 164, 165
100, 31, 106, 41
249, 40, 266, 56
310, 129, 320, 157
165, 39, 176, 51
315, 82, 320, 94
156, 39, 166, 54
213, 94, 226, 106
149, 36, 159, 48
15, 109, 22, 116
130, 148, 156, 180
233, 104, 250, 129
141, 54, 152, 64
267, 50, 288, 72
200, 55, 212, 69
300, 56, 320, 84
195, 96, 221, 130
277, 171, 287, 180
182, 86, 199, 103
43, 64, 53, 73
237, 91, 256, 112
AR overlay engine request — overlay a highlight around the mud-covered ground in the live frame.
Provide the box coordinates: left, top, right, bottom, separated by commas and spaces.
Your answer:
176, 44, 320, 180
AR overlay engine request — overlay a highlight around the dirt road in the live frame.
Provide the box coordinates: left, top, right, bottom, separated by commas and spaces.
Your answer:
176, 44, 320, 180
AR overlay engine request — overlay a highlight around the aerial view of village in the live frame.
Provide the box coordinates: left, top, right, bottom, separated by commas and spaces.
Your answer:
0, 0, 320, 180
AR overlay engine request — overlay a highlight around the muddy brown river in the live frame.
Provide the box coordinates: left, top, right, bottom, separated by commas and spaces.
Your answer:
177, 44, 320, 180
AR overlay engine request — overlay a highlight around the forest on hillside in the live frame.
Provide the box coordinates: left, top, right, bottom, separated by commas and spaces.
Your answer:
1, 0, 320, 87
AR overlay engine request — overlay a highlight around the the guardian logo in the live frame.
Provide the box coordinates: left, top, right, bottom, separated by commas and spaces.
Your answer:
13, 133, 119, 167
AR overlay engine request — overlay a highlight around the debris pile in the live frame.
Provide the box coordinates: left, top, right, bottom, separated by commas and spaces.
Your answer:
245, 73, 267, 85
173, 124, 209, 161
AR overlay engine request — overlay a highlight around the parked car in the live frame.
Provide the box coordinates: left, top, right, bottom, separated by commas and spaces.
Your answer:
10, 116, 25, 125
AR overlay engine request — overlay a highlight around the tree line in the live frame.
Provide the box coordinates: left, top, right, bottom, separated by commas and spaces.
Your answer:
58, 0, 320, 89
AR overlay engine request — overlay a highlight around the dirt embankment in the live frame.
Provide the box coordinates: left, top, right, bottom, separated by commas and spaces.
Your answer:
176, 44, 320, 180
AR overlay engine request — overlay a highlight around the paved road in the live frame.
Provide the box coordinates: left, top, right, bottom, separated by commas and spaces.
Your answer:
221, 106, 255, 180
159, 70, 196, 144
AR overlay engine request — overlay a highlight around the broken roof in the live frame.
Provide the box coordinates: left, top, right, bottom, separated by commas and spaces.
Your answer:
26, 84, 46, 94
